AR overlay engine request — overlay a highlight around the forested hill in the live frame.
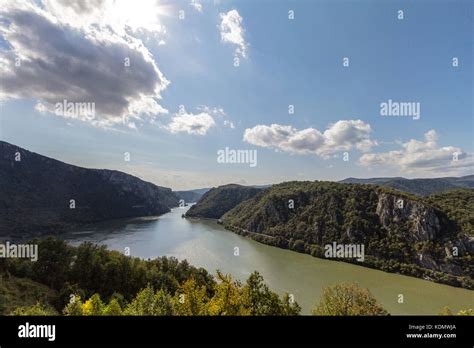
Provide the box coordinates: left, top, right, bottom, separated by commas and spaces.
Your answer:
340, 175, 474, 196
0, 141, 179, 235
222, 181, 474, 289
426, 189, 474, 236
0, 238, 301, 316
185, 184, 262, 219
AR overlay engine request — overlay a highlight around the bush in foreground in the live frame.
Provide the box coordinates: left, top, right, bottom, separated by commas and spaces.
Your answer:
312, 283, 389, 316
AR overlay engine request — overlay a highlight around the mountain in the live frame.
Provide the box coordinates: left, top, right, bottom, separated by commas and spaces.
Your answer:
0, 141, 179, 235
222, 181, 474, 289
174, 190, 204, 204
189, 188, 212, 196
174, 188, 212, 204
185, 184, 263, 219
340, 176, 474, 195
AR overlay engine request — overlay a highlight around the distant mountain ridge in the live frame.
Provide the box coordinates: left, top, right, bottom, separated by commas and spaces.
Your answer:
339, 176, 474, 195
174, 190, 204, 204
0, 141, 179, 235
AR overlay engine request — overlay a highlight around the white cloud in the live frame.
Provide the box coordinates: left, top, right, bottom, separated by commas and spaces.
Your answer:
224, 120, 235, 129
190, 0, 203, 12
41, 0, 170, 35
243, 120, 376, 158
196, 104, 236, 129
167, 108, 216, 135
197, 105, 226, 117
359, 130, 473, 175
0, 0, 170, 128
219, 9, 247, 58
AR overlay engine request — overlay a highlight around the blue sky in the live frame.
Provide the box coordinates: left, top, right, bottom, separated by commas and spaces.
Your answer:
0, 0, 472, 190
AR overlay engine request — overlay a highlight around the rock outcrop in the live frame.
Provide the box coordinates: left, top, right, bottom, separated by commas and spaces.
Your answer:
375, 193, 443, 242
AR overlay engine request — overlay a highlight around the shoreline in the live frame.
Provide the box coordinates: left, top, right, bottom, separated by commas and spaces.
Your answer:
182, 215, 474, 291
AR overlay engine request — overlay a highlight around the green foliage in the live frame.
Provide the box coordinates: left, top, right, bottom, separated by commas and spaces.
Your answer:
242, 272, 300, 315
62, 271, 300, 316
439, 306, 474, 316
124, 285, 174, 316
207, 271, 250, 315
312, 283, 389, 316
63, 295, 84, 316
222, 181, 473, 288
103, 298, 123, 316
3, 238, 301, 316
427, 189, 474, 236
341, 176, 474, 196
82, 294, 105, 316
172, 278, 209, 315
4, 237, 215, 309
224, 181, 400, 246
9, 302, 57, 316
3, 237, 465, 317
0, 273, 58, 315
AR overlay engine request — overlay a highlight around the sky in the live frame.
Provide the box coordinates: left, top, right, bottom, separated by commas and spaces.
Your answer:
0, 0, 472, 190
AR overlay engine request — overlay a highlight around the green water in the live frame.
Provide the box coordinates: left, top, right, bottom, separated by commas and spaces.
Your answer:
63, 207, 474, 315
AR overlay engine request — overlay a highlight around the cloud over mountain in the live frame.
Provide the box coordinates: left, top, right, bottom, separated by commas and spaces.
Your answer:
359, 130, 473, 175
243, 120, 376, 158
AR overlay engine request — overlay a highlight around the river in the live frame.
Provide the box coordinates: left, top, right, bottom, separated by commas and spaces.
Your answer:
62, 206, 474, 315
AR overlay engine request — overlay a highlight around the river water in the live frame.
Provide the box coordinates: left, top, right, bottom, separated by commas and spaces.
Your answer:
62, 206, 473, 315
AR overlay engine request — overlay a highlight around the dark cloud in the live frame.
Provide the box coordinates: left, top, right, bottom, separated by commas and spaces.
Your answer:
0, 5, 168, 126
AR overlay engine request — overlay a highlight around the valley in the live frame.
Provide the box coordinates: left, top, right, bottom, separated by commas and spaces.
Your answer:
61, 206, 474, 315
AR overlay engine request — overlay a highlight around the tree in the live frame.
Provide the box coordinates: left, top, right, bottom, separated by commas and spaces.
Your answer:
63, 295, 84, 316
280, 293, 301, 315
173, 279, 209, 316
10, 302, 57, 316
439, 306, 473, 316
124, 285, 156, 315
124, 285, 174, 315
31, 238, 74, 289
152, 289, 174, 315
242, 271, 300, 315
103, 298, 123, 316
207, 271, 250, 315
312, 283, 389, 316
82, 294, 105, 316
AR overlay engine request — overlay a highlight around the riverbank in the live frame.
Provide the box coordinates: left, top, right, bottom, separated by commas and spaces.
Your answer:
63, 207, 474, 314
220, 222, 474, 290
183, 214, 474, 290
